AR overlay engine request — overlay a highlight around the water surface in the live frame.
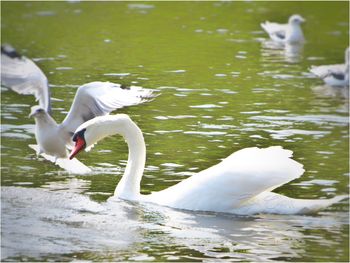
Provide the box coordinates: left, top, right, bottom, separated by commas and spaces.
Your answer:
1, 1, 349, 261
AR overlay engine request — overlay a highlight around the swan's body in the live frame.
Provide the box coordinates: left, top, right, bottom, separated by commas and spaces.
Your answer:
69, 114, 346, 215
261, 14, 305, 44
1, 44, 155, 165
310, 48, 349, 87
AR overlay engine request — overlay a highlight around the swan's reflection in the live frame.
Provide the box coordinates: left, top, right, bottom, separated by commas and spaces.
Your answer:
132, 201, 348, 261
2, 186, 347, 261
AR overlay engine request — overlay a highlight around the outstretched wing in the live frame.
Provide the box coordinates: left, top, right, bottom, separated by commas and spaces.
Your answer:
1, 44, 51, 112
150, 146, 304, 212
60, 81, 156, 136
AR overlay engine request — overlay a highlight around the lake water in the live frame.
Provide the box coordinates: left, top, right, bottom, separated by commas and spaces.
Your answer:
1, 1, 349, 261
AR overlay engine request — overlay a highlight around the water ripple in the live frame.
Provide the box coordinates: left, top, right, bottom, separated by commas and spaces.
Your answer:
264, 129, 330, 140
251, 115, 349, 125
190, 104, 223, 109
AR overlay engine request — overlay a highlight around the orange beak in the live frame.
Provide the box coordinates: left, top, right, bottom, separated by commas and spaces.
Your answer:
69, 136, 86, 160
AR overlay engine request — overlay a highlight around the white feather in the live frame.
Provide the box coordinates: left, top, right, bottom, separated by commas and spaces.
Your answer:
29, 144, 91, 174
71, 114, 347, 215
261, 14, 305, 44
310, 47, 349, 87
2, 45, 156, 172
1, 44, 51, 112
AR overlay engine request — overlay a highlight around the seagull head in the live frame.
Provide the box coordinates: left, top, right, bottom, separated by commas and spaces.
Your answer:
289, 14, 305, 25
29, 105, 46, 118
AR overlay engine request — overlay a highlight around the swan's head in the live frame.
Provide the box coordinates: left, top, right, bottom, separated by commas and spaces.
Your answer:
69, 114, 134, 160
29, 105, 46, 118
288, 14, 305, 25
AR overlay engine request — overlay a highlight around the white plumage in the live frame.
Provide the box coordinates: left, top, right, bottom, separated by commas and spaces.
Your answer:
1, 45, 156, 169
310, 47, 349, 87
1, 44, 51, 112
69, 114, 347, 215
29, 82, 155, 160
261, 14, 305, 44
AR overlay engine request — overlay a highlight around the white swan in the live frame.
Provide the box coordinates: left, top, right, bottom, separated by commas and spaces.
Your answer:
69, 114, 346, 215
1, 45, 156, 172
261, 14, 305, 44
310, 47, 349, 87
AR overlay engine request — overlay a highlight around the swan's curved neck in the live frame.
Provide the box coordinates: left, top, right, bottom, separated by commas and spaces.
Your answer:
114, 119, 146, 200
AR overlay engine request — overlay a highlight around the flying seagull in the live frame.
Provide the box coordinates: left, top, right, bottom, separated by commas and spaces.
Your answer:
1, 44, 156, 172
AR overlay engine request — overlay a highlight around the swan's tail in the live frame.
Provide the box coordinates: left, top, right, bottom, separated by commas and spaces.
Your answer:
235, 192, 348, 215
295, 195, 348, 215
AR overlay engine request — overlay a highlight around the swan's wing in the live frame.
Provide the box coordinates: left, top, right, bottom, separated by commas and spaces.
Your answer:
60, 81, 155, 136
1, 44, 51, 112
150, 146, 304, 212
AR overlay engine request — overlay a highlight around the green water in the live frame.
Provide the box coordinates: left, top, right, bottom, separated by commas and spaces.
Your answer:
1, 1, 349, 262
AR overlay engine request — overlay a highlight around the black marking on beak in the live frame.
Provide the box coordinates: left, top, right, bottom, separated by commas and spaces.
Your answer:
72, 128, 86, 142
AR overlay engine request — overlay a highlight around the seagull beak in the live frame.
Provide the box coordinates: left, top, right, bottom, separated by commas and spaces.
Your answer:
69, 136, 86, 160
301, 17, 306, 23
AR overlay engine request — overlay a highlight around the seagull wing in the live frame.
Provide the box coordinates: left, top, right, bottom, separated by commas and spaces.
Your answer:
261, 21, 287, 34
261, 22, 287, 42
60, 81, 155, 136
1, 44, 51, 112
310, 64, 346, 79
